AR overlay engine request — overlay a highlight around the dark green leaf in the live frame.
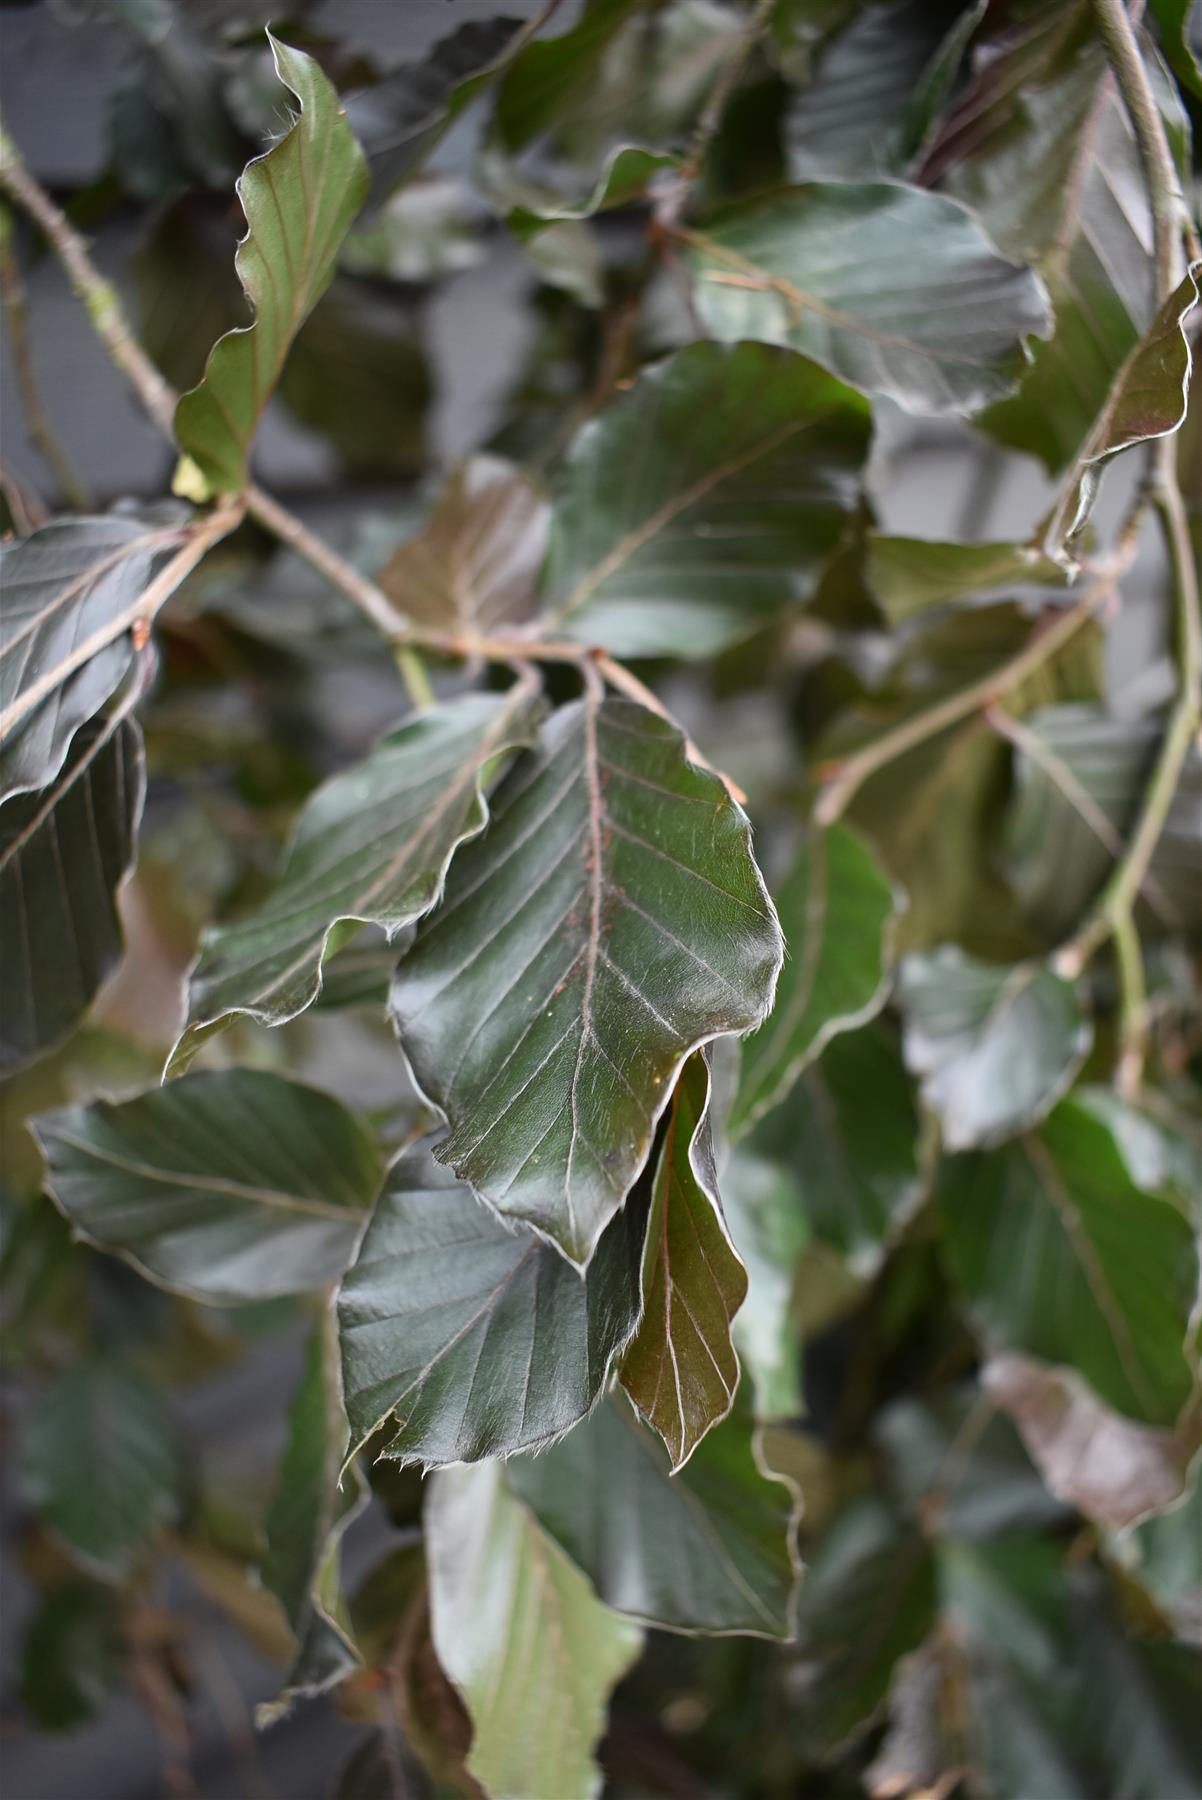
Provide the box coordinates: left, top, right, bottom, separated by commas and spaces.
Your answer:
619, 1052, 746, 1468
0, 706, 144, 1077
543, 340, 870, 657
174, 36, 369, 495
864, 533, 1067, 625
19, 1584, 122, 1731
378, 457, 549, 637
170, 687, 541, 1068
337, 1142, 647, 1469
508, 1388, 801, 1636
391, 692, 783, 1268
21, 1363, 181, 1578
690, 182, 1051, 416
939, 1098, 1199, 1425
720, 1145, 809, 1418
1151, 0, 1202, 95
426, 1457, 643, 1800
260, 1313, 364, 1718
733, 825, 902, 1134
875, 1388, 1067, 1541
898, 947, 1092, 1148
0, 516, 178, 799
36, 1070, 383, 1304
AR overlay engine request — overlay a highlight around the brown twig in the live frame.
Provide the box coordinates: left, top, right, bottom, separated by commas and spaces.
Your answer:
0, 208, 90, 508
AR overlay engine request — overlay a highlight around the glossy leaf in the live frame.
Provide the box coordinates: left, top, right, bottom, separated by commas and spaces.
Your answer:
508, 1389, 801, 1637
898, 947, 1092, 1149
426, 1458, 642, 1800
751, 1021, 923, 1273
337, 1142, 647, 1469
690, 182, 1051, 416
35, 1070, 383, 1304
1004, 704, 1202, 939
1045, 264, 1199, 560
619, 1053, 746, 1469
21, 1363, 181, 1578
983, 1353, 1197, 1531
391, 692, 783, 1269
865, 533, 1067, 625
0, 516, 178, 799
543, 340, 870, 656
0, 707, 144, 1076
260, 1313, 364, 1717
174, 36, 369, 494
732, 824, 901, 1134
939, 1098, 1199, 1425
378, 457, 549, 637
170, 687, 541, 1069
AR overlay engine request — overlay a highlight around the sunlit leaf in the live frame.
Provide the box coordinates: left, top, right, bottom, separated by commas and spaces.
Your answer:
391, 692, 782, 1268
733, 824, 901, 1134
898, 947, 1092, 1149
690, 182, 1051, 416
174, 35, 369, 494
939, 1098, 1199, 1425
170, 686, 541, 1069
0, 707, 144, 1076
619, 1052, 746, 1468
337, 1142, 647, 1469
508, 1387, 801, 1636
21, 1362, 181, 1578
36, 1070, 383, 1304
544, 340, 870, 657
426, 1458, 642, 1800
378, 456, 549, 637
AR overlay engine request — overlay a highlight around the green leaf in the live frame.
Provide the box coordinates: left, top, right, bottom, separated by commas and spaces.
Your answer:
689, 182, 1051, 416
508, 1388, 801, 1637
939, 1098, 1199, 1425
21, 1362, 181, 1578
732, 825, 902, 1134
19, 1584, 122, 1731
791, 1494, 937, 1752
750, 1021, 923, 1273
785, 0, 984, 181
898, 947, 1092, 1149
543, 340, 870, 657
391, 692, 783, 1269
426, 1457, 643, 1800
1044, 265, 1200, 561
173, 35, 369, 494
169, 687, 541, 1069
864, 533, 1067, 626
1003, 705, 1202, 939
378, 457, 549, 637
35, 1070, 383, 1304
720, 1145, 809, 1418
0, 515, 178, 799
337, 1142, 647, 1469
983, 1352, 1197, 1531
258, 1326, 364, 1723
0, 706, 144, 1077
1116, 1476, 1202, 1639
1151, 0, 1202, 95
619, 1052, 747, 1469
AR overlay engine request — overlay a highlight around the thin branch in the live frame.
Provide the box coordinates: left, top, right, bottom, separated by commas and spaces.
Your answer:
660, 0, 776, 222
814, 578, 1120, 825
1091, 0, 1188, 300
0, 208, 90, 508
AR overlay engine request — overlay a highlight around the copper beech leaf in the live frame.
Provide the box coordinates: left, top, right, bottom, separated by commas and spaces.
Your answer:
169, 686, 541, 1071
732, 824, 902, 1135
508, 1387, 801, 1637
35, 1071, 383, 1304
337, 1143, 647, 1470
689, 183, 1051, 416
426, 1459, 642, 1800
390, 691, 783, 1269
0, 705, 144, 1076
619, 1052, 747, 1470
174, 35, 369, 495
377, 456, 549, 638
543, 340, 871, 657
